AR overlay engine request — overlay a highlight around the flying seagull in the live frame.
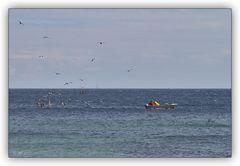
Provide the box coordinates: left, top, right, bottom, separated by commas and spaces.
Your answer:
97, 42, 104, 45
38, 56, 44, 58
79, 78, 84, 81
64, 81, 72, 85
91, 58, 95, 62
127, 69, 133, 72
19, 21, 24, 25
55, 73, 60, 75
43, 36, 49, 39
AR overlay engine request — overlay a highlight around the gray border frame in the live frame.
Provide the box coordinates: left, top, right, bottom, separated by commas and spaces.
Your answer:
8, 8, 232, 158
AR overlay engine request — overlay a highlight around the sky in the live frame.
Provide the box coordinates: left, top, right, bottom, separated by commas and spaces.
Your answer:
9, 9, 231, 89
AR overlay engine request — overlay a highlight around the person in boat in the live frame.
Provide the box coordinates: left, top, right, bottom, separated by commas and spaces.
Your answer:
154, 101, 160, 106
148, 101, 155, 106
147, 101, 160, 107
37, 99, 45, 108
41, 102, 45, 108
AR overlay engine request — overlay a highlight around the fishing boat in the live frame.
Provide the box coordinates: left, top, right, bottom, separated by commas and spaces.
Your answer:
145, 102, 177, 109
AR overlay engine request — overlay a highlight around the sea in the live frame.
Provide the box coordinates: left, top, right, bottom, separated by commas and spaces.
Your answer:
8, 89, 232, 158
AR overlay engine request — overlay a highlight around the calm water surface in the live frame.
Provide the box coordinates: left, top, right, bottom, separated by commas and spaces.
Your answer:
9, 89, 231, 157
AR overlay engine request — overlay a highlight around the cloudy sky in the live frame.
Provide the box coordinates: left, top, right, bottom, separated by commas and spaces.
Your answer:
9, 9, 231, 89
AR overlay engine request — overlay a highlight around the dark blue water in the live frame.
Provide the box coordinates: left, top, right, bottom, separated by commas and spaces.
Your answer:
8, 89, 231, 157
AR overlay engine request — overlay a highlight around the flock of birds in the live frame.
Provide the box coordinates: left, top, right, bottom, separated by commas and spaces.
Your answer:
18, 21, 133, 108
18, 20, 134, 89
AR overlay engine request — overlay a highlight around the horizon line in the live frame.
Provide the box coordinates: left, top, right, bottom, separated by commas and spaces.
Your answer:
8, 87, 231, 90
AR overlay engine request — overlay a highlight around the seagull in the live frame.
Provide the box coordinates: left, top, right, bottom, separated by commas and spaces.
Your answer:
64, 83, 69, 86
48, 92, 54, 95
91, 58, 95, 62
97, 42, 104, 45
19, 21, 24, 25
61, 101, 66, 106
127, 69, 133, 72
43, 36, 49, 39
79, 78, 84, 81
55, 73, 60, 75
38, 56, 44, 58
